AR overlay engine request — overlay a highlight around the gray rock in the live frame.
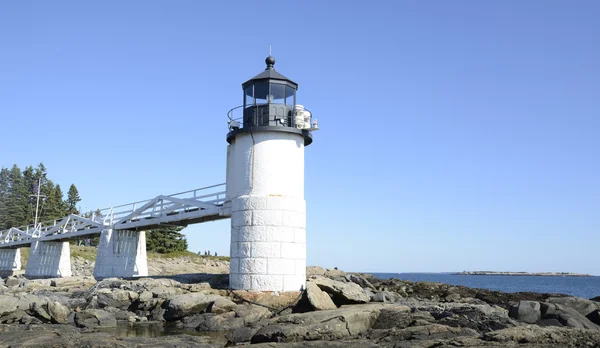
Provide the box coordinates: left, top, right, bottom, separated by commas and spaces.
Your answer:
545, 303, 600, 331
251, 341, 380, 348
538, 318, 564, 327
251, 303, 397, 343
371, 306, 413, 329
484, 324, 600, 346
150, 286, 182, 298
0, 309, 27, 324
47, 301, 70, 324
305, 282, 336, 310
233, 304, 272, 324
0, 323, 223, 347
74, 309, 117, 328
547, 297, 600, 317
31, 301, 52, 321
210, 297, 237, 314
163, 293, 223, 321
349, 275, 376, 290
508, 300, 541, 324
309, 276, 370, 305
375, 323, 479, 343
196, 312, 245, 331
0, 296, 18, 316
5, 277, 20, 287
94, 288, 138, 309
540, 301, 556, 316
227, 326, 262, 345
445, 293, 461, 302
587, 309, 600, 326
138, 290, 153, 303
371, 291, 398, 303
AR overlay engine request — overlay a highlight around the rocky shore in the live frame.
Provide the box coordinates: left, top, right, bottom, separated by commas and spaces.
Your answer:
456, 271, 593, 277
1, 263, 600, 347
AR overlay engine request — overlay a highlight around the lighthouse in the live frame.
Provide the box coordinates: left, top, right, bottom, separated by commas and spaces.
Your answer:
226, 56, 317, 292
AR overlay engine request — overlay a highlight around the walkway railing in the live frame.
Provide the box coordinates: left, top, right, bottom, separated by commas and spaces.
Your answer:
0, 183, 227, 247
227, 104, 316, 131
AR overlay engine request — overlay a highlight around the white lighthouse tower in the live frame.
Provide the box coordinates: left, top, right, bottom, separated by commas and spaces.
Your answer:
226, 56, 317, 292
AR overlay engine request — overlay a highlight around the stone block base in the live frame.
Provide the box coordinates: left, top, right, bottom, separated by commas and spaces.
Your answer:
0, 248, 21, 273
93, 229, 148, 279
25, 241, 72, 278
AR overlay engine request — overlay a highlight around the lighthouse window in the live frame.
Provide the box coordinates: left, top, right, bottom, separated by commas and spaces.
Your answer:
270, 83, 285, 104
254, 83, 269, 104
285, 85, 295, 106
244, 86, 254, 107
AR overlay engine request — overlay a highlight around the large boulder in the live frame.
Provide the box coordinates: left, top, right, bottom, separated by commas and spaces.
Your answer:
306, 266, 347, 278
251, 303, 395, 343
183, 312, 245, 332
371, 305, 413, 330
375, 323, 479, 343
508, 300, 541, 324
309, 277, 370, 305
47, 301, 70, 324
209, 297, 237, 314
5, 277, 20, 287
233, 304, 272, 324
305, 282, 336, 310
94, 288, 139, 309
74, 309, 117, 328
539, 301, 600, 331
587, 310, 600, 326
349, 275, 376, 290
0, 296, 18, 316
547, 297, 600, 317
162, 293, 223, 321
371, 291, 399, 303
484, 325, 600, 346
251, 342, 380, 348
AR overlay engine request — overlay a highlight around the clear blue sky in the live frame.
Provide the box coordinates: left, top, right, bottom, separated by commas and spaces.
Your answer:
1, 1, 599, 274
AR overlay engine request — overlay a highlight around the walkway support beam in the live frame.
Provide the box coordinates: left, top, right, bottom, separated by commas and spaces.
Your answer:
0, 248, 22, 276
93, 229, 148, 279
25, 240, 72, 278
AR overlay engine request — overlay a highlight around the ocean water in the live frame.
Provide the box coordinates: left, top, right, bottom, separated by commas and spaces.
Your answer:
369, 273, 600, 299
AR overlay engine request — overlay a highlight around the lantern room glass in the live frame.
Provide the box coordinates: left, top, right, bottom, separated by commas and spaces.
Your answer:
285, 85, 296, 106
270, 83, 285, 104
254, 83, 269, 105
244, 85, 254, 109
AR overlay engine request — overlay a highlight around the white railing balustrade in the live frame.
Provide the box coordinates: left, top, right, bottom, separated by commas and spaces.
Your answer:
0, 183, 227, 247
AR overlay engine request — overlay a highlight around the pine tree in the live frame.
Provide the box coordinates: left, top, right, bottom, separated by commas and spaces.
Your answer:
39, 180, 57, 222
0, 164, 83, 230
146, 227, 188, 253
22, 166, 37, 224
66, 184, 81, 215
6, 165, 28, 228
53, 185, 67, 219
0, 168, 10, 229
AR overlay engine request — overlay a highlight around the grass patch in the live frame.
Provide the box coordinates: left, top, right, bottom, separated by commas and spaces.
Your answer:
70, 246, 98, 261
20, 247, 30, 270
147, 249, 230, 262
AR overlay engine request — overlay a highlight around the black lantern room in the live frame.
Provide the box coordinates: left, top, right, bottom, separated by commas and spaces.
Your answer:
227, 56, 314, 146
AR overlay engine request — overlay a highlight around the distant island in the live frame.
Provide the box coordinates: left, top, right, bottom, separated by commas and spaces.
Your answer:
455, 271, 593, 277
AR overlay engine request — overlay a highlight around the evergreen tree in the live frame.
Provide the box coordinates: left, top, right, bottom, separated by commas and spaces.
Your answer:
0, 164, 83, 230
35, 163, 47, 181
22, 166, 36, 224
6, 165, 27, 228
0, 168, 10, 229
53, 185, 67, 219
146, 227, 188, 253
66, 184, 81, 215
39, 180, 58, 222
